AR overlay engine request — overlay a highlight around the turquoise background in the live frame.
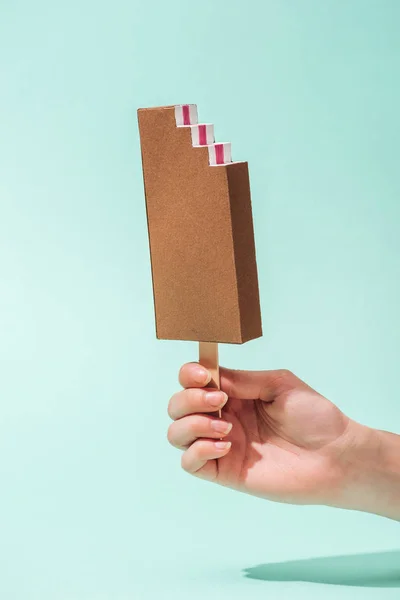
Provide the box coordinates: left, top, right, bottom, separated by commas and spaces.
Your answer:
1, 0, 399, 598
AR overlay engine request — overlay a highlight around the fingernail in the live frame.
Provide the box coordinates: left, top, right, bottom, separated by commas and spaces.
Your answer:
206, 391, 228, 408
211, 420, 232, 435
215, 441, 231, 451
193, 367, 209, 384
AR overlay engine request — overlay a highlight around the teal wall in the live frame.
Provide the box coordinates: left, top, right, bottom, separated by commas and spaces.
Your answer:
1, 1, 399, 598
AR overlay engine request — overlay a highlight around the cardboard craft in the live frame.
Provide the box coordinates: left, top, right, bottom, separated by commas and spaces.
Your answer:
137, 104, 262, 345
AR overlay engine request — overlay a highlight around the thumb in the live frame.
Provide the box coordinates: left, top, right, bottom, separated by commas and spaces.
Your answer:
219, 367, 296, 402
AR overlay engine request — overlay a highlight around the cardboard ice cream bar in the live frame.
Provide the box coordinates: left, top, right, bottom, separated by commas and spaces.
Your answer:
137, 104, 262, 345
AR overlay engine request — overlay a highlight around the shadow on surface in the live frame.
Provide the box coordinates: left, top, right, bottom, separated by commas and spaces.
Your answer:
244, 550, 400, 587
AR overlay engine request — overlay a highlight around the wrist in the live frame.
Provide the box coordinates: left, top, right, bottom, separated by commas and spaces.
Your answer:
333, 422, 400, 520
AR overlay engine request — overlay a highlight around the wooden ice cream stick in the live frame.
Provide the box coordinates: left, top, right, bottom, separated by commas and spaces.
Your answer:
199, 341, 221, 419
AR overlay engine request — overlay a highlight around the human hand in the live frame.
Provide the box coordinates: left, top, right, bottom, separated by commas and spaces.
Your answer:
167, 365, 400, 519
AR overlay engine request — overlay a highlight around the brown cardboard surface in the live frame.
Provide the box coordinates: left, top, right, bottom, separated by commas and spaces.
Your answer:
138, 105, 262, 344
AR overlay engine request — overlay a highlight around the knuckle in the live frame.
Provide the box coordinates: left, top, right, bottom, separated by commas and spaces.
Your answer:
181, 452, 192, 473
166, 423, 176, 445
276, 368, 293, 380
271, 369, 297, 393
187, 415, 203, 435
178, 362, 195, 384
186, 418, 197, 437
178, 364, 186, 382
188, 387, 205, 407
167, 396, 176, 419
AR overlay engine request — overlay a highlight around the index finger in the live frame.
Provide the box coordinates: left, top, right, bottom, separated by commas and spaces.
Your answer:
179, 363, 211, 389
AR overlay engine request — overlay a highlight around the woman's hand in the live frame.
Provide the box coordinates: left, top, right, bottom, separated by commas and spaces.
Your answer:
167, 364, 400, 519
